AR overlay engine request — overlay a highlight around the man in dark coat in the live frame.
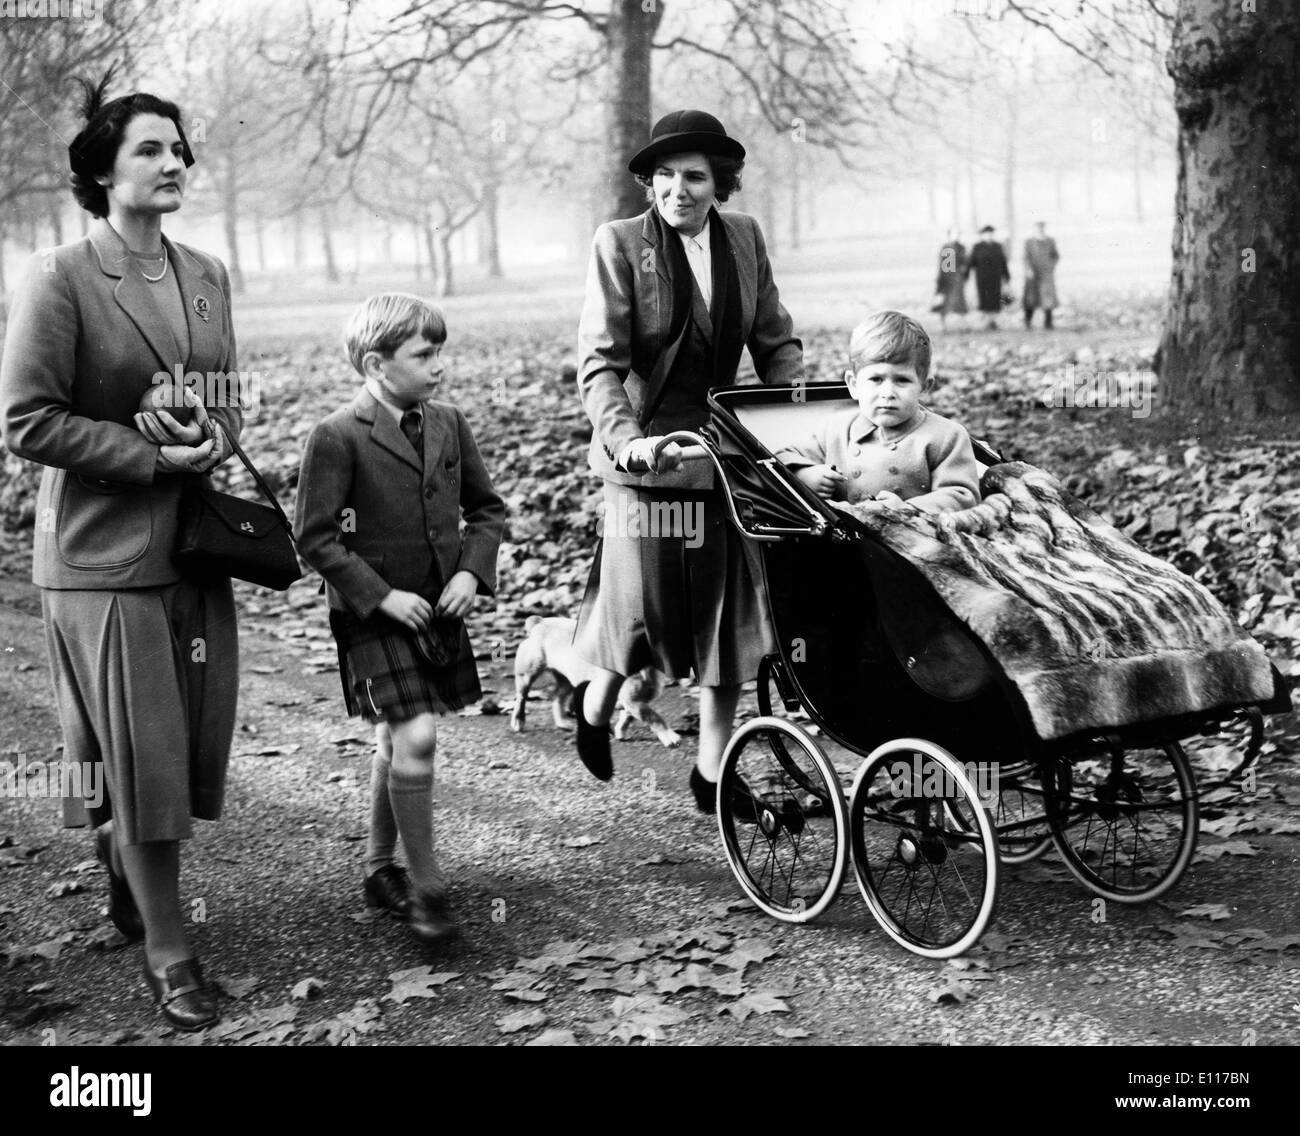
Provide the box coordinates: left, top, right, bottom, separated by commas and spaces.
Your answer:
967, 224, 1010, 329
1023, 221, 1060, 329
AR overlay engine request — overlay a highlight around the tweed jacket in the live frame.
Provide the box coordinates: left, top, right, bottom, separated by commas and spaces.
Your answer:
776, 408, 980, 513
294, 390, 506, 621
0, 220, 242, 589
577, 207, 803, 490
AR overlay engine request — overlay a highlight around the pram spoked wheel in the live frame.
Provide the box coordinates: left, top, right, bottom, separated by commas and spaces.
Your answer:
975, 759, 1053, 865
1042, 740, 1198, 904
848, 739, 1000, 959
716, 717, 850, 923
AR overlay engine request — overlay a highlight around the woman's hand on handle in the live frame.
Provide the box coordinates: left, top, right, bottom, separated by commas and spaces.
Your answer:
617, 436, 679, 474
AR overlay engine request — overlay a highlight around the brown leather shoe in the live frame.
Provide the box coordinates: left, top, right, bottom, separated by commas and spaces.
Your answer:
364, 864, 413, 919
408, 890, 459, 947
142, 957, 218, 1032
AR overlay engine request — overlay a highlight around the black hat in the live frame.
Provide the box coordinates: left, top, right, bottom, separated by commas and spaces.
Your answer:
627, 110, 746, 176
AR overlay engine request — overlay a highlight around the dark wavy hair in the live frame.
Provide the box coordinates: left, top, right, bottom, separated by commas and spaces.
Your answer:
67, 69, 195, 218
635, 154, 744, 204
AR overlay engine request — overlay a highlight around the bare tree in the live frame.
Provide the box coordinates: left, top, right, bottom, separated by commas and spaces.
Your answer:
1003, 0, 1300, 419
297, 0, 901, 223
0, 4, 151, 301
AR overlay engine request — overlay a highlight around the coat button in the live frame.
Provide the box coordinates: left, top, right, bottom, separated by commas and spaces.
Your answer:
851, 445, 861, 456
889, 466, 899, 474
851, 467, 862, 479
424, 487, 434, 498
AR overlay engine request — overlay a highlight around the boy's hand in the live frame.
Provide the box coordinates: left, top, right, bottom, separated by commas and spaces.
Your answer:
872, 490, 906, 508
379, 589, 434, 631
795, 464, 848, 499
435, 571, 478, 619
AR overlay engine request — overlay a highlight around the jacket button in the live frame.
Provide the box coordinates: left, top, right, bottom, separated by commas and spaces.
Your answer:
889, 466, 899, 474
851, 467, 862, 479
424, 487, 434, 498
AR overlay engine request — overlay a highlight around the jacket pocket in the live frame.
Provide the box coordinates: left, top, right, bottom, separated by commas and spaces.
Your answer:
56, 474, 152, 569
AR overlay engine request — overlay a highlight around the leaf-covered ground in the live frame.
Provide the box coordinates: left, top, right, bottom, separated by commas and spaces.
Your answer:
1, 289, 1297, 1046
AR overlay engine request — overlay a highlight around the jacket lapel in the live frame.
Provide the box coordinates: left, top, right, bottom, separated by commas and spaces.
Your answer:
90, 220, 182, 371
166, 236, 224, 369
422, 402, 453, 474
354, 389, 423, 473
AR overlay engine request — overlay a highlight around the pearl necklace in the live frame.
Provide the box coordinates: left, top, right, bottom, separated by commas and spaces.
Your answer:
137, 247, 168, 282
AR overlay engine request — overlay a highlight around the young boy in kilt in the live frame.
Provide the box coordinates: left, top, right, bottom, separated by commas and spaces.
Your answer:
295, 293, 506, 946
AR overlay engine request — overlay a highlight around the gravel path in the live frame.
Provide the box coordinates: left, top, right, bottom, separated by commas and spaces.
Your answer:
1, 574, 1297, 1048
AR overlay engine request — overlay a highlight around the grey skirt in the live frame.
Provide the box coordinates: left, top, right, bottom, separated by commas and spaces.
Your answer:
574, 481, 775, 686
41, 580, 239, 845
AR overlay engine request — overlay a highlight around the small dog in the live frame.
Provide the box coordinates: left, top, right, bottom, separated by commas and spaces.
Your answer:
510, 616, 681, 747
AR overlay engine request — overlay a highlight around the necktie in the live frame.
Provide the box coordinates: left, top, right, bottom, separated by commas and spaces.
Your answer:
400, 410, 422, 460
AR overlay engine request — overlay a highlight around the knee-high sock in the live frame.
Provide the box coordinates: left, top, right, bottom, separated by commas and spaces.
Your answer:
365, 746, 398, 877
388, 763, 446, 896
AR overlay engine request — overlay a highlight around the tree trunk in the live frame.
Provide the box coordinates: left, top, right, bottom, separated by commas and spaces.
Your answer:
255, 214, 267, 272
413, 223, 424, 281
789, 161, 802, 251
1054, 166, 1063, 217
603, 0, 662, 222
320, 207, 339, 283
1157, 0, 1300, 417
48, 196, 63, 245
1132, 132, 1144, 223
292, 212, 304, 269
221, 160, 245, 294
966, 161, 979, 233
1002, 78, 1019, 251
951, 164, 961, 230
480, 182, 503, 276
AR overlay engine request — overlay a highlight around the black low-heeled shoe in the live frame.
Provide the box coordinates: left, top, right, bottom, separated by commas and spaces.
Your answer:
573, 681, 613, 782
408, 890, 460, 947
95, 827, 144, 943
364, 864, 413, 919
691, 767, 763, 822
142, 957, 218, 1033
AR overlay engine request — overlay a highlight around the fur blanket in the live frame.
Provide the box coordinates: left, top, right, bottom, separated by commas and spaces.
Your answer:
834, 462, 1276, 741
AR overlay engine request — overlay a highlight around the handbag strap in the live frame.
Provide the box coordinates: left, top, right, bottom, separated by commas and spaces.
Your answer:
219, 431, 295, 538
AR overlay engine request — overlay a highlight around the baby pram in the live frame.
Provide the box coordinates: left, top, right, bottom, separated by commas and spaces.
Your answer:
655, 383, 1291, 959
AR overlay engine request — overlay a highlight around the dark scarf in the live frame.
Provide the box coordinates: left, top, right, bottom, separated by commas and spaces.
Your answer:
641, 205, 744, 427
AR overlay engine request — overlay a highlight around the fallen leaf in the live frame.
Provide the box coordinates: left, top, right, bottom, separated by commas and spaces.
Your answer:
291, 977, 325, 1001
497, 1007, 548, 1034
1179, 903, 1233, 922
775, 1026, 812, 1039
928, 980, 972, 1005
215, 975, 262, 1000
525, 1028, 578, 1046
561, 835, 602, 848
385, 967, 462, 1004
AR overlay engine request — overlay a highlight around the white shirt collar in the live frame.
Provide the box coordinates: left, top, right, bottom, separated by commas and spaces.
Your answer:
365, 379, 421, 425
678, 223, 711, 256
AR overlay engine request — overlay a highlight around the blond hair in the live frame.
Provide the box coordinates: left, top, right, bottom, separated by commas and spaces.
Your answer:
343, 292, 446, 375
848, 310, 932, 383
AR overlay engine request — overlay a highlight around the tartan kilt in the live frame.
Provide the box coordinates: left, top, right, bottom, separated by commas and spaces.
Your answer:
329, 609, 481, 722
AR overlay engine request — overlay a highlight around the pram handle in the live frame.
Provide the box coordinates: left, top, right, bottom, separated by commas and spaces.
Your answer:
650, 433, 711, 465
647, 431, 829, 540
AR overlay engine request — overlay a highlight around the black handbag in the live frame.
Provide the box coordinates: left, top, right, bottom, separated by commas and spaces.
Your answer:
173, 434, 302, 590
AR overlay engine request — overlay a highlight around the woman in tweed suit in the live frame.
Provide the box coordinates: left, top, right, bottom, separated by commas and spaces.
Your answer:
572, 110, 804, 811
0, 77, 242, 1031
